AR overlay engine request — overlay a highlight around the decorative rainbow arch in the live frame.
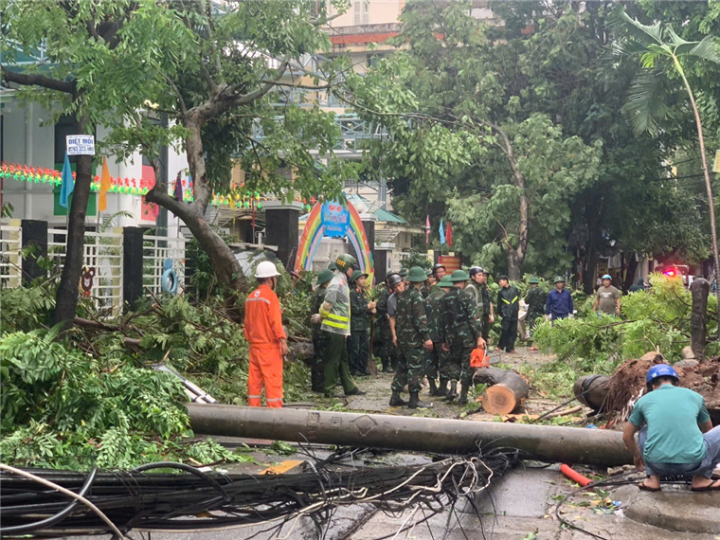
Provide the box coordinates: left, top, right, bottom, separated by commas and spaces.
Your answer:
295, 201, 374, 283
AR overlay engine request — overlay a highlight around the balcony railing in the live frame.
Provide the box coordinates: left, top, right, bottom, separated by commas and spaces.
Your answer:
252, 113, 388, 153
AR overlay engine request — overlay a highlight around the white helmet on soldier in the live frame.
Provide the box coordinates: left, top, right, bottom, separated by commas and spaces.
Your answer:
255, 260, 281, 279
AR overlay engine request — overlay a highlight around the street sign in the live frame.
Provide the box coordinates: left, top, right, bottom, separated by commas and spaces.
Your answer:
438, 255, 462, 272
66, 134, 95, 156
712, 150, 720, 173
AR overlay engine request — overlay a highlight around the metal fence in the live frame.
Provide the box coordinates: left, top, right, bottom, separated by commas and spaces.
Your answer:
47, 228, 124, 315
143, 234, 187, 296
0, 220, 22, 289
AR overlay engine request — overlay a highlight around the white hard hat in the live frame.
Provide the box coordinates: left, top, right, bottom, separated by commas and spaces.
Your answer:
255, 260, 281, 279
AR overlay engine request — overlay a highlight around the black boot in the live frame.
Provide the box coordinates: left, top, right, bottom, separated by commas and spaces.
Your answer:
428, 378, 439, 396
457, 382, 469, 406
437, 377, 448, 397
446, 381, 458, 400
408, 392, 432, 409
389, 391, 408, 407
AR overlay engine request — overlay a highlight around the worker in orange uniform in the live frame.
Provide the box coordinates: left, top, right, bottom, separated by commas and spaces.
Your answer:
244, 260, 289, 408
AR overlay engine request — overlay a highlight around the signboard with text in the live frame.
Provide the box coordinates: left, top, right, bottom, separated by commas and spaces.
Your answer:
66, 135, 95, 156
438, 255, 462, 273
321, 202, 351, 238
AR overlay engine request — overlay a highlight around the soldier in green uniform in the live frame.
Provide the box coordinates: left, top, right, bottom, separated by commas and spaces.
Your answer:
348, 270, 376, 376
421, 269, 432, 298
375, 273, 399, 372
496, 275, 520, 353
479, 269, 494, 343
316, 254, 365, 398
525, 277, 547, 333
426, 275, 452, 396
429, 264, 446, 295
440, 270, 486, 404
390, 266, 434, 409
309, 269, 334, 393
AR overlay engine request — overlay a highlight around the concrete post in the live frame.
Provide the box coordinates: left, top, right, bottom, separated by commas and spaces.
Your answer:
373, 243, 394, 283
123, 227, 144, 310
361, 214, 376, 279
263, 201, 303, 270
21, 219, 47, 285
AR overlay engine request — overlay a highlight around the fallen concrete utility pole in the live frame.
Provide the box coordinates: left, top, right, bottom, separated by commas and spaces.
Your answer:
186, 404, 632, 467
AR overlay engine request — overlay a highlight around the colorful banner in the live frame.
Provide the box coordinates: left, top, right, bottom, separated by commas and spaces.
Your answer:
295, 200, 374, 283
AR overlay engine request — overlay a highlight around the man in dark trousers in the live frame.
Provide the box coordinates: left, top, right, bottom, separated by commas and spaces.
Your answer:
545, 276, 574, 321
348, 270, 376, 376
440, 270, 485, 404
390, 267, 432, 409
309, 269, 334, 392
496, 275, 519, 353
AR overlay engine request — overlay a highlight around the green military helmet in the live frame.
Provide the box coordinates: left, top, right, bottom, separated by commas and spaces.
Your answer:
328, 261, 337, 271
425, 269, 433, 277
438, 276, 453, 288
317, 269, 334, 286
529, 277, 540, 284
350, 271, 369, 283
407, 266, 428, 282
399, 267, 409, 277
554, 276, 565, 284
335, 253, 357, 275
450, 270, 470, 282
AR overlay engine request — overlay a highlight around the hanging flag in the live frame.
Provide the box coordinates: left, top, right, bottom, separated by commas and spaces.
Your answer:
446, 221, 453, 247
173, 172, 183, 201
439, 218, 446, 244
59, 153, 74, 209
425, 215, 431, 243
98, 156, 111, 212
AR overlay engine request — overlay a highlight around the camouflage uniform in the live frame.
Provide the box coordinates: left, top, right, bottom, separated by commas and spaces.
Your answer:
441, 287, 482, 386
425, 288, 447, 382
310, 285, 329, 392
478, 283, 492, 341
348, 286, 371, 375
391, 286, 430, 394
525, 287, 547, 333
375, 285, 396, 371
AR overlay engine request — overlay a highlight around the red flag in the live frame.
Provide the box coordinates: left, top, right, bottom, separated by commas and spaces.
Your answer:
446, 221, 453, 247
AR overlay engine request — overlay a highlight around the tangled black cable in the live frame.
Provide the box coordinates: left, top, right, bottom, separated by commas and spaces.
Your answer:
0, 447, 521, 538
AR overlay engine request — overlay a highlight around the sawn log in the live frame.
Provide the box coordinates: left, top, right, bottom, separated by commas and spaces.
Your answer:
473, 367, 530, 415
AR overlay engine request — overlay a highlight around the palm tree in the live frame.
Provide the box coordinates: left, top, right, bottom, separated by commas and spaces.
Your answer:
616, 9, 720, 335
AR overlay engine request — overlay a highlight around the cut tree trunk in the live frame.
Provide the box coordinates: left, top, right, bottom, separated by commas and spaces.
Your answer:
474, 367, 530, 415
573, 375, 611, 413
54, 125, 93, 331
690, 278, 709, 361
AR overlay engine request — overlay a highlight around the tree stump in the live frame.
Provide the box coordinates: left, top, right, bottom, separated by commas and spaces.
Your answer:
690, 278, 709, 361
474, 367, 530, 415
573, 375, 611, 412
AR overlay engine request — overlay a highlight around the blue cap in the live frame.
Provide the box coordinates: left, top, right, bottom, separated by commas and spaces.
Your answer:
646, 364, 679, 383
602, 274, 612, 280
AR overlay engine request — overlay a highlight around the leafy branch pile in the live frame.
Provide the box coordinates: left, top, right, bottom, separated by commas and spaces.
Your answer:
525, 275, 718, 397
0, 283, 312, 469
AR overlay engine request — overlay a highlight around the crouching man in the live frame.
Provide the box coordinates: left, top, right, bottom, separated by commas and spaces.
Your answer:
623, 364, 720, 491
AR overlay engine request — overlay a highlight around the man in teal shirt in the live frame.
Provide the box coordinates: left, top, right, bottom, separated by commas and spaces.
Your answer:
623, 364, 720, 491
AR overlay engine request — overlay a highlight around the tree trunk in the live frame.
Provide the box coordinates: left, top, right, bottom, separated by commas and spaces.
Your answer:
54, 117, 92, 330
582, 203, 601, 295
573, 375, 611, 412
690, 278, 709, 361
623, 253, 638, 292
474, 367, 530, 415
675, 59, 720, 340
145, 113, 248, 320
507, 249, 522, 281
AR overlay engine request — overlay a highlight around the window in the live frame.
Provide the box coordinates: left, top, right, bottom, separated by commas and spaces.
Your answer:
353, 0, 369, 25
